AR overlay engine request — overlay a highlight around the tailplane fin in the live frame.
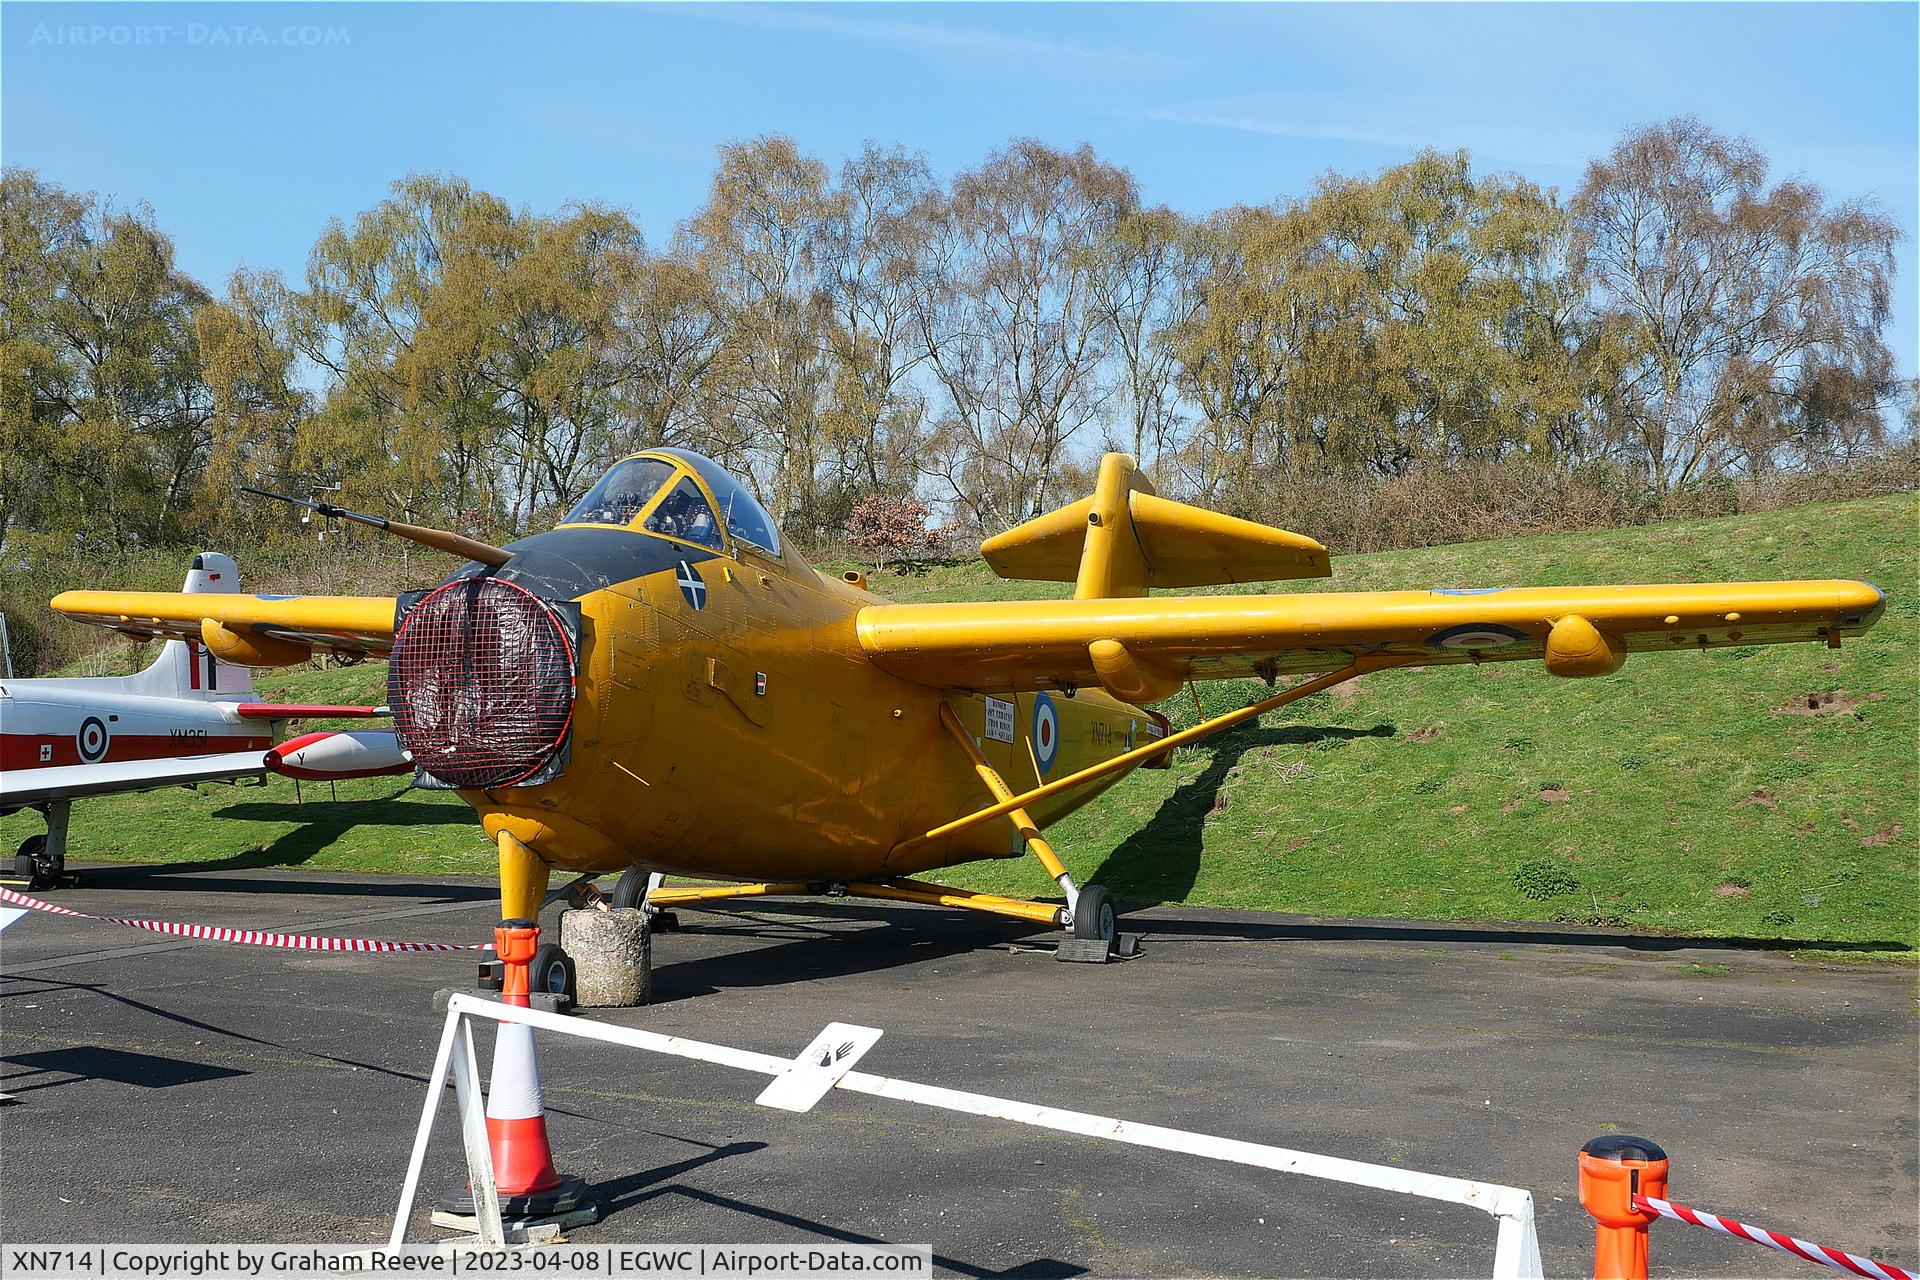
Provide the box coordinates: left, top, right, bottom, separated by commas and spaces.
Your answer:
980, 454, 1331, 599
124, 552, 256, 700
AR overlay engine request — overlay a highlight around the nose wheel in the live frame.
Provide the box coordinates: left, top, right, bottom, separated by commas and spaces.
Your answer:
529, 943, 577, 1003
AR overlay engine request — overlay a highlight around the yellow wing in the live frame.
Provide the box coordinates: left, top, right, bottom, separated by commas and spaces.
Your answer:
858, 579, 1886, 699
50, 590, 396, 664
860, 454, 1887, 702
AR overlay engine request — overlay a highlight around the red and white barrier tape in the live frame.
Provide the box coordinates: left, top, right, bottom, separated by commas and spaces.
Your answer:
0, 885, 491, 953
1634, 1194, 1913, 1280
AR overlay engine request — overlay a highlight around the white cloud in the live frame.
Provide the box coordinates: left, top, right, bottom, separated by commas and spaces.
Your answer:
1137, 94, 1617, 175
662, 3, 1173, 70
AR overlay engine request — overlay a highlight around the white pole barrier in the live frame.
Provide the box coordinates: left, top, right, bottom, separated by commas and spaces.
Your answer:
1, 907, 28, 1105
395, 995, 1542, 1279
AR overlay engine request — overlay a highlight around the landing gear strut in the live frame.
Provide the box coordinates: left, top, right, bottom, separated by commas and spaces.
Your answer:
6, 803, 73, 892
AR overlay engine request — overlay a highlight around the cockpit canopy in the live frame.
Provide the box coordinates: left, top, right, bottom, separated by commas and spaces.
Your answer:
562, 449, 781, 557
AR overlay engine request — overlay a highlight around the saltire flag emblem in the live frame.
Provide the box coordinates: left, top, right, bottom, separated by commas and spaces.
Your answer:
676, 560, 708, 610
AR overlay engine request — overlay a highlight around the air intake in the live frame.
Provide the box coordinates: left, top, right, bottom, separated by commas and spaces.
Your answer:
387, 577, 576, 789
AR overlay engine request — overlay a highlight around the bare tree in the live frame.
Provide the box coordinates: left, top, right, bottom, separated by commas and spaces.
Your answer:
916, 140, 1136, 532
819, 144, 939, 503
1572, 117, 1899, 490
609, 249, 726, 453
1091, 206, 1201, 483
686, 136, 838, 540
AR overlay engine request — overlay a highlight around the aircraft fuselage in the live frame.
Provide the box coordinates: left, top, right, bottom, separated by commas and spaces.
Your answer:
0, 667, 269, 810
406, 525, 1157, 885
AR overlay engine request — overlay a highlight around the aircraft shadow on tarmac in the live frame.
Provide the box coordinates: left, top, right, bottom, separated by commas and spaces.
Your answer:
71, 788, 487, 901
1130, 916, 1913, 956
0, 1045, 248, 1097
652, 896, 1909, 976
647, 908, 1043, 1004
1088, 721, 1393, 906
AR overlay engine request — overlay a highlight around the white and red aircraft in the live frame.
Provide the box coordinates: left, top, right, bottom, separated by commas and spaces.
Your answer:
0, 552, 388, 889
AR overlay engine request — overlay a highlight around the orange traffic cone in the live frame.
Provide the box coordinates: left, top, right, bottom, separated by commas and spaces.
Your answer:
440, 919, 587, 1220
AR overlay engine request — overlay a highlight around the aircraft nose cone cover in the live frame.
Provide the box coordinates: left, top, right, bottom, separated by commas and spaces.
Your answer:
387, 578, 576, 789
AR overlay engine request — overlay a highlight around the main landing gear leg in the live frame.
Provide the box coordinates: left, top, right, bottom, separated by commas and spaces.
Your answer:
10, 801, 73, 893
937, 704, 1130, 963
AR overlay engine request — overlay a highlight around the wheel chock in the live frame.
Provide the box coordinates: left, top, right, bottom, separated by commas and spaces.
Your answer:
1054, 936, 1113, 964
1115, 932, 1143, 959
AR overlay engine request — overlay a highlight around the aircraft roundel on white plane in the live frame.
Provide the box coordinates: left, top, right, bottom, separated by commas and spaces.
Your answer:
76, 717, 110, 763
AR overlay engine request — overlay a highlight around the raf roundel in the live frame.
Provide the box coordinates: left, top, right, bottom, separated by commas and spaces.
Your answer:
77, 715, 110, 763
1031, 692, 1060, 776
1425, 622, 1532, 652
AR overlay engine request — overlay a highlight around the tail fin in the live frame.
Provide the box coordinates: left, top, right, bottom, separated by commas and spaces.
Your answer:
980, 453, 1331, 599
124, 552, 256, 700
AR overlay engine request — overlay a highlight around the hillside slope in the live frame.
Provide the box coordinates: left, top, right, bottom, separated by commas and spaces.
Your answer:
6, 494, 1912, 954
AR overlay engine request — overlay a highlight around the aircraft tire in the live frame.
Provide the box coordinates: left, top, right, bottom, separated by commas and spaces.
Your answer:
529, 942, 577, 1003
1072, 884, 1118, 949
15, 834, 56, 891
609, 867, 650, 911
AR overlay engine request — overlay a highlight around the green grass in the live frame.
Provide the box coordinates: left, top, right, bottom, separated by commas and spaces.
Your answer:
8, 494, 1915, 958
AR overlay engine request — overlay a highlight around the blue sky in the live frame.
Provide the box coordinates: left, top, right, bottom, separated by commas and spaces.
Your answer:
6, 2, 1916, 382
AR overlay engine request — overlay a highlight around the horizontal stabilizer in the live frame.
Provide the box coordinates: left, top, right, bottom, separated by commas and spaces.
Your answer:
235, 704, 387, 720
980, 453, 1329, 598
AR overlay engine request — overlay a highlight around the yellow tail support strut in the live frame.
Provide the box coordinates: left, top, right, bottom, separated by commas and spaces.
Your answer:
645, 881, 815, 907
845, 878, 1065, 927
896, 656, 1410, 860
635, 876, 1065, 927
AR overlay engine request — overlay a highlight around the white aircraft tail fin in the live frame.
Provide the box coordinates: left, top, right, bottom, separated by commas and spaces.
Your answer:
124, 552, 256, 701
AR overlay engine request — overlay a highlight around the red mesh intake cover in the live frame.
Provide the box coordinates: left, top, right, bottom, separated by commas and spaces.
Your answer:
388, 578, 576, 789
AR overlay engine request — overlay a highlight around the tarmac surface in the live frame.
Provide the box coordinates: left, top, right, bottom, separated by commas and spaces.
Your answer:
1, 863, 1914, 1277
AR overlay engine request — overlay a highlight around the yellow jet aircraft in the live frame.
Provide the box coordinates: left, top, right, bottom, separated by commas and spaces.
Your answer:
48, 450, 1885, 985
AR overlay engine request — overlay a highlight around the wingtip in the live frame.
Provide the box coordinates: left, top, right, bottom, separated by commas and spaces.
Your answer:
1837, 580, 1887, 630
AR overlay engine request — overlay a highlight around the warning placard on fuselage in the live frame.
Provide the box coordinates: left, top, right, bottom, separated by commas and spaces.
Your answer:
984, 697, 1016, 744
